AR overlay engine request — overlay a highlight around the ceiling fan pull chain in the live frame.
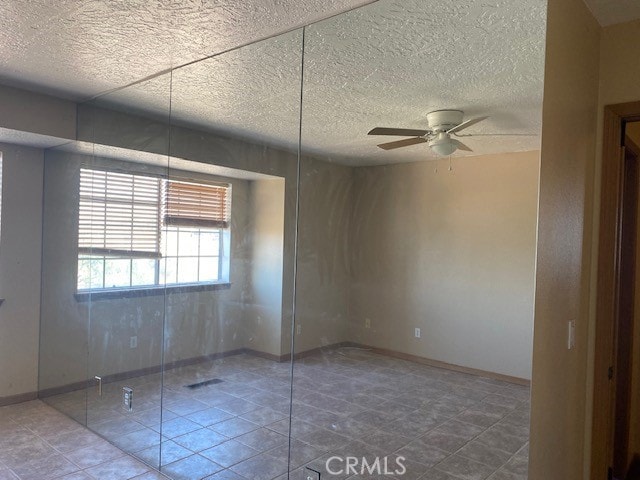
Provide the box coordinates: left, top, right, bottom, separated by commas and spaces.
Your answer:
448, 155, 453, 172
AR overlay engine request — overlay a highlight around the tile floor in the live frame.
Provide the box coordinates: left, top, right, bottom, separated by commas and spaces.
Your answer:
8, 349, 530, 480
0, 400, 167, 479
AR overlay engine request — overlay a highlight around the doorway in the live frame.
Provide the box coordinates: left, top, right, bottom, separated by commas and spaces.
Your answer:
593, 103, 640, 480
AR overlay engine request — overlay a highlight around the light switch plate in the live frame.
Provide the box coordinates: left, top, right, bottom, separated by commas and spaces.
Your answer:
568, 320, 576, 350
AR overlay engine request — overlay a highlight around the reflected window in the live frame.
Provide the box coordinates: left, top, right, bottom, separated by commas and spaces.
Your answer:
77, 168, 231, 291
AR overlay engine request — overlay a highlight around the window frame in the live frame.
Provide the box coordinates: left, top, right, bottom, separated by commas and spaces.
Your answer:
75, 166, 232, 299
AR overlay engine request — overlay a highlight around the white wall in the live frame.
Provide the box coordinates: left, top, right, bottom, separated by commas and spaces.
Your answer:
0, 143, 44, 401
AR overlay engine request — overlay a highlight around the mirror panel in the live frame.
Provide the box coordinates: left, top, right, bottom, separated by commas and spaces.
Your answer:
291, 0, 545, 477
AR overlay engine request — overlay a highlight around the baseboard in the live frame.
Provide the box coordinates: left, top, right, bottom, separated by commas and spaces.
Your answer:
38, 348, 248, 399
35, 341, 528, 403
37, 343, 353, 399
349, 342, 530, 386
0, 391, 38, 407
163, 348, 247, 372
291, 341, 357, 361
244, 348, 285, 362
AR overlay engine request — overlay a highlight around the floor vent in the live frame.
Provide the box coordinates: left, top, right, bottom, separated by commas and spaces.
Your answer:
184, 378, 223, 389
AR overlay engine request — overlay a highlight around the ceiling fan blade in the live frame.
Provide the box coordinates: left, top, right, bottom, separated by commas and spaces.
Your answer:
446, 116, 489, 135
368, 127, 430, 137
451, 139, 473, 152
377, 137, 428, 150
453, 133, 537, 137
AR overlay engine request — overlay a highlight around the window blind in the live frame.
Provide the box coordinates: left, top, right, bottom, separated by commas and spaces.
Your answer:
162, 179, 230, 229
78, 168, 161, 258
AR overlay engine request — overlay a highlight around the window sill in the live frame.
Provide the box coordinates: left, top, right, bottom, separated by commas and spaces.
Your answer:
74, 282, 231, 302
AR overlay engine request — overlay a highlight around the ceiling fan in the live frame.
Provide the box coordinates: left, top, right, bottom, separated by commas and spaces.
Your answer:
368, 110, 495, 156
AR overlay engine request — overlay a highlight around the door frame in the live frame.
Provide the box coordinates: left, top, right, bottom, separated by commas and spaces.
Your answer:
592, 101, 640, 480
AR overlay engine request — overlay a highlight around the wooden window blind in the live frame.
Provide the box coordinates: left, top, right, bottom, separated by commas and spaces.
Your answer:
162, 179, 230, 229
78, 168, 161, 258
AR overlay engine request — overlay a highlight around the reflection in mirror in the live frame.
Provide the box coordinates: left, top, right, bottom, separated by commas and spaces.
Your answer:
38, 72, 174, 463
39, 27, 302, 478
35, 0, 548, 477
157, 29, 302, 478
292, 0, 545, 478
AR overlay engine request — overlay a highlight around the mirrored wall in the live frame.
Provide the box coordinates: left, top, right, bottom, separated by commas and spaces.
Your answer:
39, 0, 546, 478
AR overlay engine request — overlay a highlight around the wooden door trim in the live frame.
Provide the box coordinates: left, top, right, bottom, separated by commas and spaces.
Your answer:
592, 101, 640, 479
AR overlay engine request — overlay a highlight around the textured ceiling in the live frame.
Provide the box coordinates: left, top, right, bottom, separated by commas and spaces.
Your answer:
98, 0, 547, 165
582, 0, 640, 26
301, 0, 547, 164
2, 0, 548, 166
0, 0, 373, 100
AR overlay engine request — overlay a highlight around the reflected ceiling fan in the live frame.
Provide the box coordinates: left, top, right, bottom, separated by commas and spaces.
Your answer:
368, 110, 528, 156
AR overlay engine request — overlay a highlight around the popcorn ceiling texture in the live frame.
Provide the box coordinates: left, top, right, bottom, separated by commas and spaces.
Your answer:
1, 0, 550, 165
97, 0, 548, 165
299, 0, 547, 163
0, 0, 373, 100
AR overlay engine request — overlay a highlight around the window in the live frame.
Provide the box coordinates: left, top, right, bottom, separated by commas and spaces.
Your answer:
77, 168, 231, 291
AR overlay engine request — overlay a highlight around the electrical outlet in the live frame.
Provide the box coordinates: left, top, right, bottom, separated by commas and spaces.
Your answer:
130, 336, 137, 349
414, 328, 421, 339
296, 324, 302, 335
365, 318, 371, 329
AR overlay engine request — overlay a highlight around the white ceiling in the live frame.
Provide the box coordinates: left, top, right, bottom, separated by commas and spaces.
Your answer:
582, 0, 640, 26
1, 0, 548, 165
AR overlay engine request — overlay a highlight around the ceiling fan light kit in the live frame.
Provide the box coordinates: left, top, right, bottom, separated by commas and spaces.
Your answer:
368, 109, 502, 156
429, 132, 458, 156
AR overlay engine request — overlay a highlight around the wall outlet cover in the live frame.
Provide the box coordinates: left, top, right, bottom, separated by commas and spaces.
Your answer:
415, 327, 421, 338
130, 336, 137, 349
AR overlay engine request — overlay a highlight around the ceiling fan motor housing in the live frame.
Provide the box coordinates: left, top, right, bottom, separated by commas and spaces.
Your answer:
426, 110, 464, 132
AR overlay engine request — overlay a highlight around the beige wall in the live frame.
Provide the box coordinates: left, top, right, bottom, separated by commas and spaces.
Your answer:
598, 20, 640, 108
0, 86, 75, 141
38, 150, 263, 389
582, 18, 640, 478
628, 122, 640, 145
0, 143, 44, 399
529, 0, 601, 478
2, 94, 541, 398
293, 157, 353, 353
246, 179, 286, 356
349, 152, 539, 380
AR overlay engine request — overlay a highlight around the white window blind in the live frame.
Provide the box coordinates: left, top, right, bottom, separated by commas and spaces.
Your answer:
78, 168, 161, 258
162, 180, 230, 229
